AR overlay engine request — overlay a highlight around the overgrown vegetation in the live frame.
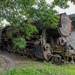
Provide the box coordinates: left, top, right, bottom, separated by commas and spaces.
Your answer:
1, 61, 75, 75
0, 0, 73, 48
12, 24, 38, 49
0, 0, 69, 27
12, 38, 27, 49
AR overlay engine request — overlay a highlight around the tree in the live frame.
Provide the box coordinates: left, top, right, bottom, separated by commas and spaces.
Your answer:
0, 0, 69, 27
0, 0, 72, 48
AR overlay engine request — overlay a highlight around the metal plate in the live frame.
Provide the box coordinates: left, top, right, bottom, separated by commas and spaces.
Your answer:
59, 13, 71, 36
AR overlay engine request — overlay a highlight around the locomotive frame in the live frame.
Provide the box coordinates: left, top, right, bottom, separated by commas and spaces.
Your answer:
0, 13, 75, 65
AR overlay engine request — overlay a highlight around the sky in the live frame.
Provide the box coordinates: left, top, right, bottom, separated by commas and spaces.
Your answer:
46, 0, 75, 15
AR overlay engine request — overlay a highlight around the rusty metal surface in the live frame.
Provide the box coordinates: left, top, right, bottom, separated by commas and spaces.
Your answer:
59, 13, 71, 36
43, 43, 51, 61
59, 37, 67, 45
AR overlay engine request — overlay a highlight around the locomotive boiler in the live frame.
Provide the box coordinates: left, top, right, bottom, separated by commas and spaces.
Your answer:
0, 13, 75, 64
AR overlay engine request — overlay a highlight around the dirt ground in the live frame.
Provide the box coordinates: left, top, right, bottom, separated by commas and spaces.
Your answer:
0, 50, 39, 71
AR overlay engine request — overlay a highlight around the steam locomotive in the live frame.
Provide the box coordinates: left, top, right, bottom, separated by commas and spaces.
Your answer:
0, 13, 75, 64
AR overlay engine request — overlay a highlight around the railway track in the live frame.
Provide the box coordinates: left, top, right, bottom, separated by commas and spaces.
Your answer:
0, 55, 10, 71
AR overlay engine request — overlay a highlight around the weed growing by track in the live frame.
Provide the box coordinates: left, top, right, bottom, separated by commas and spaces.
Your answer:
0, 61, 75, 75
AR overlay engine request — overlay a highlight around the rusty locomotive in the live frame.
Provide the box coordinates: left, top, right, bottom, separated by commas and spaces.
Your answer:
0, 13, 75, 64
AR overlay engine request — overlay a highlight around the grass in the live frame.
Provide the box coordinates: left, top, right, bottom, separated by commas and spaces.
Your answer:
0, 61, 75, 75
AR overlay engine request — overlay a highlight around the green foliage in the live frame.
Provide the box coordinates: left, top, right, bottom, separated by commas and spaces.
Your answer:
53, 0, 69, 8
29, 0, 60, 28
0, 0, 70, 27
0, 0, 71, 29
12, 37, 27, 49
0, 0, 35, 26
14, 23, 38, 37
2, 62, 75, 75
25, 24, 38, 39
12, 23, 38, 48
